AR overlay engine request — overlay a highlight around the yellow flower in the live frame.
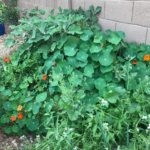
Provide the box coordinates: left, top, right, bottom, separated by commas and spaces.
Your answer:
17, 105, 23, 111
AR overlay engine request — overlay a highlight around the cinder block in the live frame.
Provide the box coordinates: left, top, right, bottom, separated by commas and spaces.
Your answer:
132, 1, 150, 27
72, 0, 85, 9
84, 0, 105, 18
99, 18, 116, 31
116, 22, 147, 44
146, 28, 150, 45
46, 0, 55, 10
105, 0, 133, 23
55, 0, 70, 9
34, 0, 47, 9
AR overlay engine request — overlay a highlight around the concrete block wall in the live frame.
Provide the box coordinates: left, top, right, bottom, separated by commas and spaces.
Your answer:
17, 0, 150, 45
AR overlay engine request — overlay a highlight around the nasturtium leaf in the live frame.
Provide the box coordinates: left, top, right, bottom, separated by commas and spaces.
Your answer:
90, 44, 102, 53
64, 37, 79, 56
59, 61, 73, 75
84, 64, 94, 77
0, 86, 5, 92
80, 30, 93, 41
77, 61, 88, 68
57, 35, 68, 49
32, 102, 41, 115
107, 32, 121, 45
79, 42, 90, 52
76, 51, 88, 62
94, 32, 104, 43
1, 116, 9, 124
68, 24, 82, 34
83, 78, 95, 91
100, 65, 113, 73
99, 52, 113, 66
105, 91, 118, 104
1, 89, 12, 97
91, 53, 101, 61
26, 119, 39, 131
36, 92, 47, 102
3, 102, 12, 111
94, 78, 106, 91
12, 125, 19, 133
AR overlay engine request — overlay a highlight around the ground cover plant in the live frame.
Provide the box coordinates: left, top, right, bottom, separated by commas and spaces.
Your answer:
0, 6, 150, 150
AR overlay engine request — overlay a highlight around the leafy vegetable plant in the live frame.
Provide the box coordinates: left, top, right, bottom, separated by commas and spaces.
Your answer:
0, 6, 150, 149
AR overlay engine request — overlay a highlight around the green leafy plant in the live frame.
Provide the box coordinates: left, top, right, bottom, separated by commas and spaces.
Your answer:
0, 0, 6, 23
2, 0, 19, 25
0, 6, 150, 149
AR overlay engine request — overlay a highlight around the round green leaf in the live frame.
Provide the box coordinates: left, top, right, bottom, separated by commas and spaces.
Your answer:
99, 52, 113, 66
90, 44, 102, 53
76, 51, 88, 62
64, 37, 78, 56
94, 78, 106, 91
80, 30, 93, 41
84, 64, 94, 77
26, 119, 39, 131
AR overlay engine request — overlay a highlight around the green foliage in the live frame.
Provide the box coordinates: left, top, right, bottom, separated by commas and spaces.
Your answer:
1, 0, 19, 24
0, 6, 150, 149
0, 0, 6, 23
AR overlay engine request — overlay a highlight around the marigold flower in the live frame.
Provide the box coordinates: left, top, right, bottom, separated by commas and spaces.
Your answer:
42, 74, 47, 81
10, 115, 16, 122
3, 57, 11, 63
18, 113, 23, 120
132, 60, 138, 65
17, 105, 23, 111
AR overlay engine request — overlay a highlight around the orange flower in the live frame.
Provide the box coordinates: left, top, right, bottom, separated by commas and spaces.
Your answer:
42, 74, 47, 81
10, 115, 16, 122
18, 113, 23, 120
17, 105, 23, 111
143, 55, 150, 61
3, 57, 11, 63
132, 60, 138, 65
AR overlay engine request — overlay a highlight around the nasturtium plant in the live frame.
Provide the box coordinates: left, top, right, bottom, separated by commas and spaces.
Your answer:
0, 6, 150, 150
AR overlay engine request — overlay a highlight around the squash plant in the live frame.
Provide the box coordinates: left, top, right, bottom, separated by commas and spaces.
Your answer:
0, 7, 150, 149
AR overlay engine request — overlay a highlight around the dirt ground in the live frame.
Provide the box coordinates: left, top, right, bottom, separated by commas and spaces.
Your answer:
0, 130, 34, 150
